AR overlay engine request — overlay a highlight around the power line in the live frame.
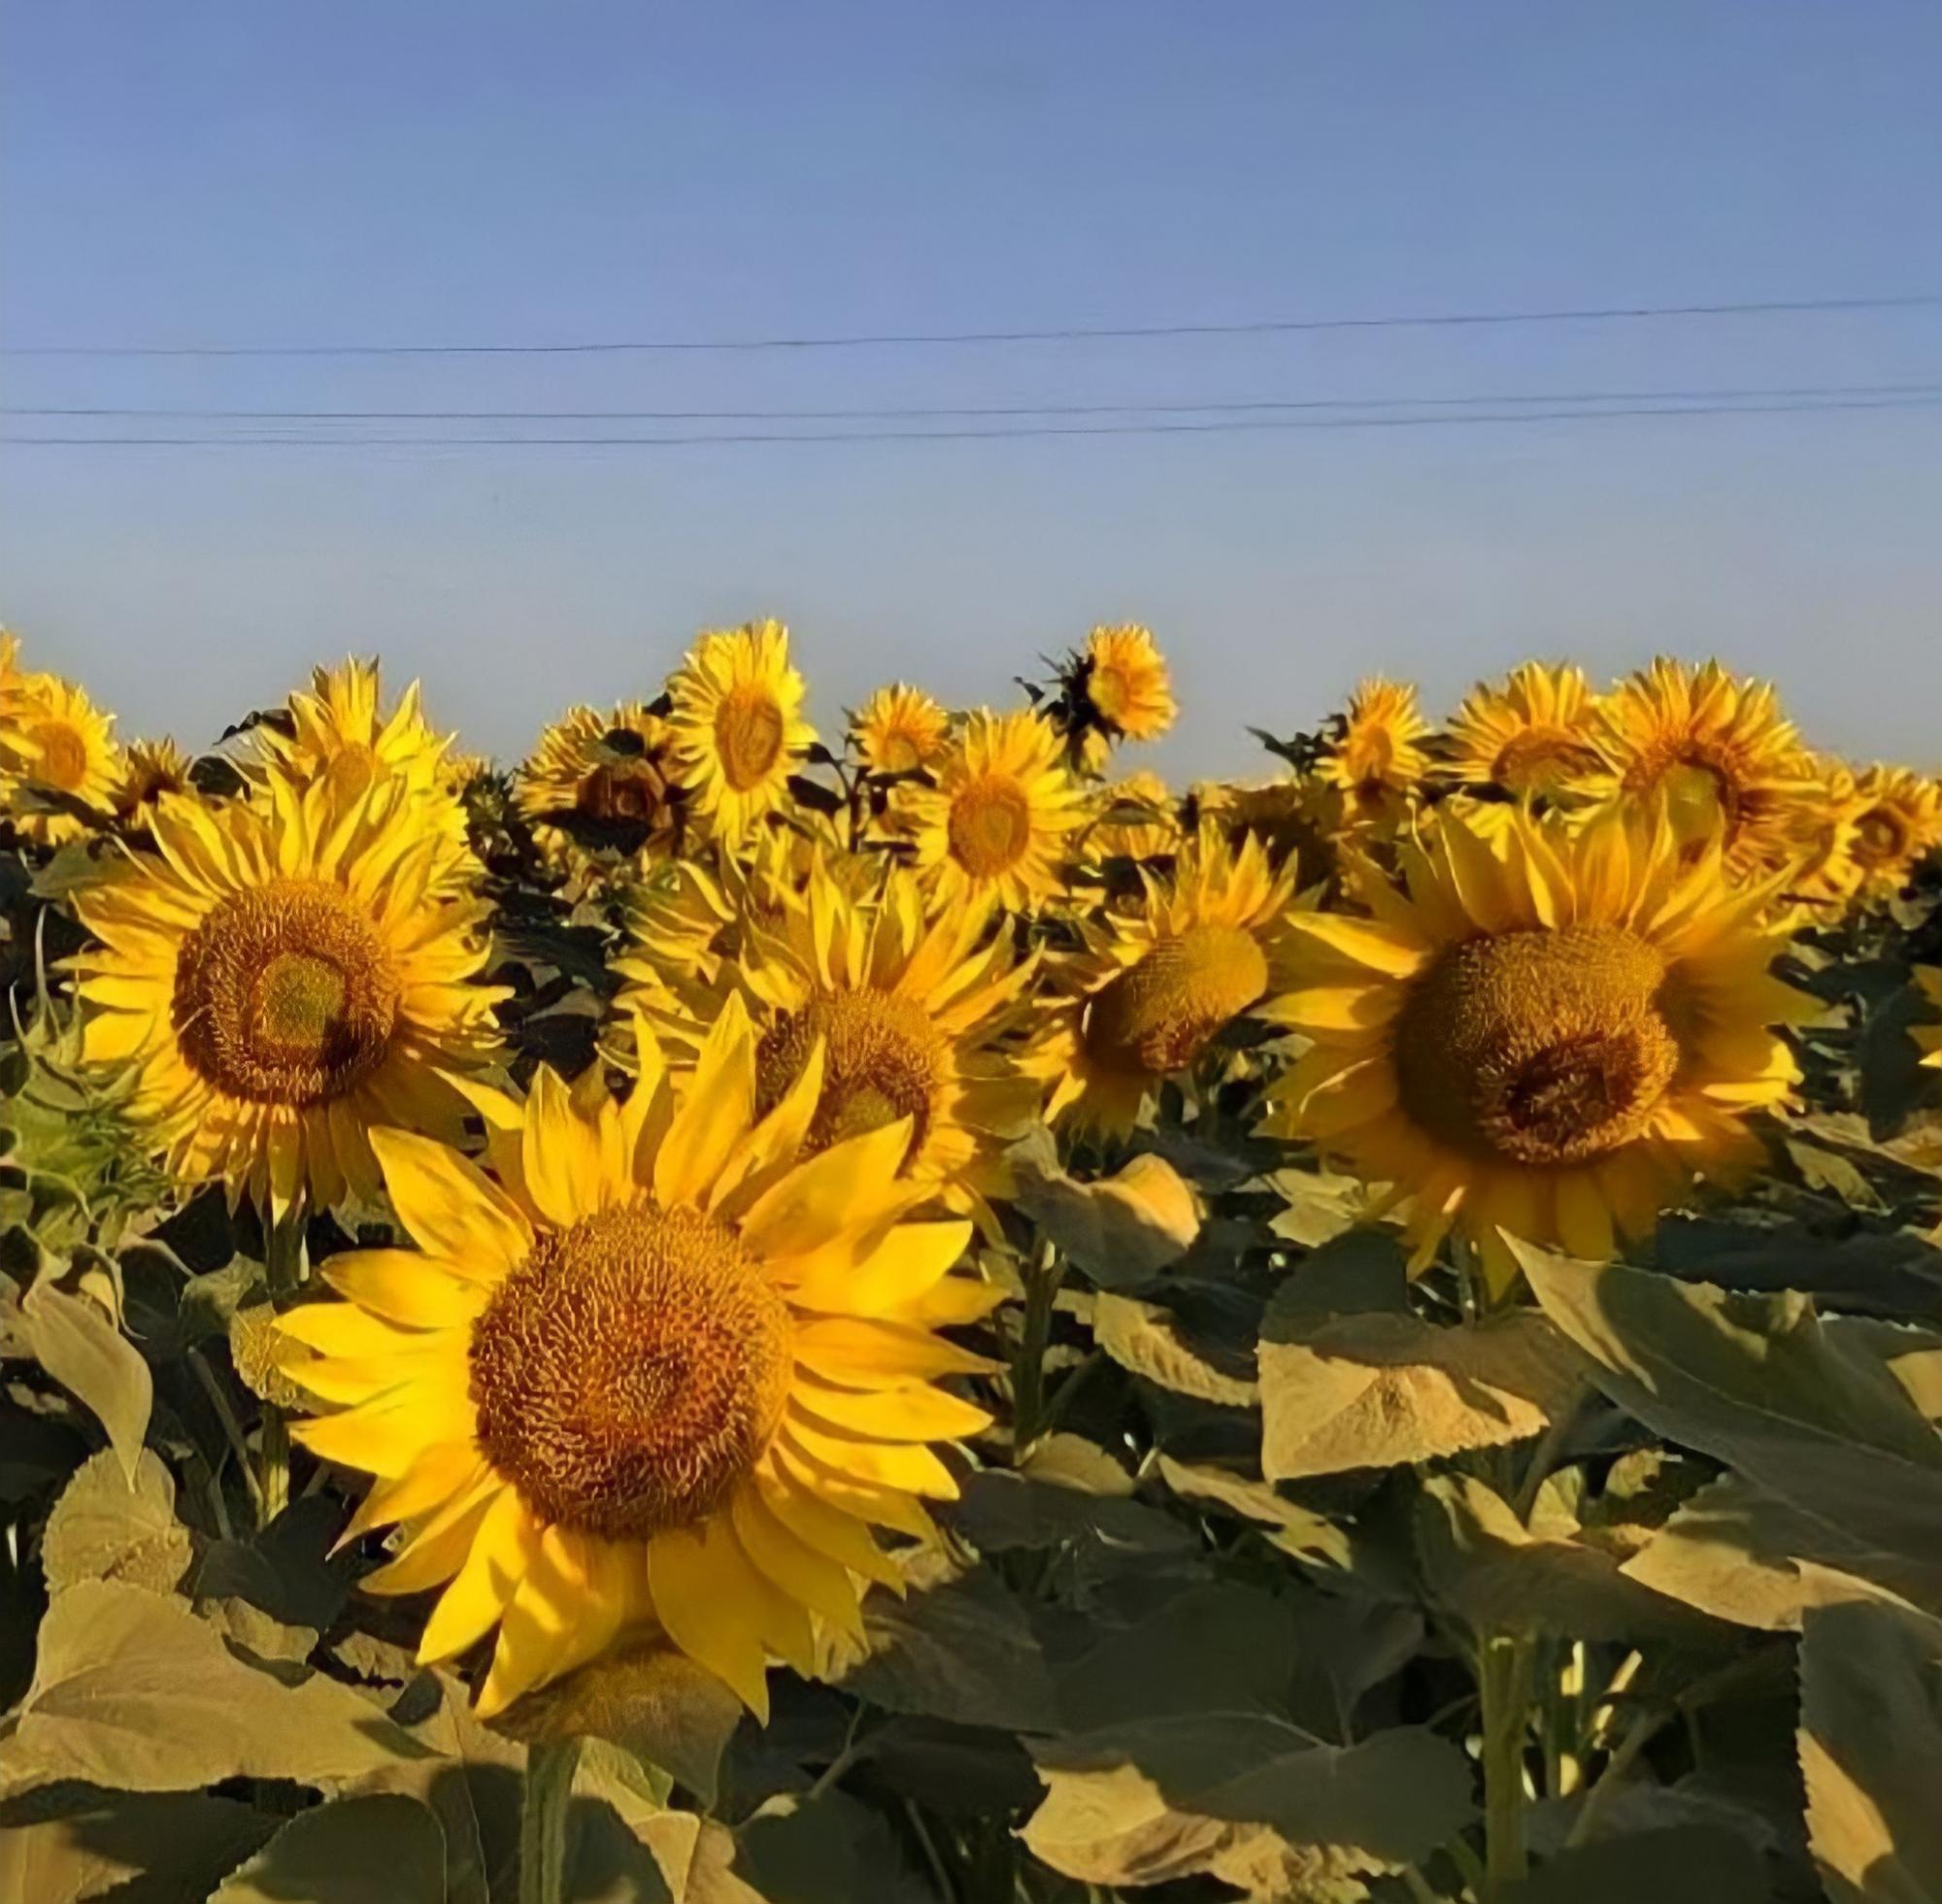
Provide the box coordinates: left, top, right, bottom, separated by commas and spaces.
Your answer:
6, 380, 1939, 423
4, 293, 1937, 358
8, 392, 1942, 448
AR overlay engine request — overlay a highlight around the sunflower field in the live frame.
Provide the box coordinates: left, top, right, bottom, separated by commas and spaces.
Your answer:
3, 621, 1942, 1904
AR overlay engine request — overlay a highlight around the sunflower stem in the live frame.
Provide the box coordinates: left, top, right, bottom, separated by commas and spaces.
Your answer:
520, 1735, 581, 1904
1013, 1237, 1061, 1459
256, 1194, 307, 1527
1479, 1631, 1532, 1894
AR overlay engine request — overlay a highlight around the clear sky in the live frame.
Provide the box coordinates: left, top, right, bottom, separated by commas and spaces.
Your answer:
4, 1, 1939, 775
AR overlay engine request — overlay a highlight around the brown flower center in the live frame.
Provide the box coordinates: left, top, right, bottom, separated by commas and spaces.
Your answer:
31, 720, 89, 791
1491, 728, 1599, 794
173, 880, 400, 1105
469, 1202, 792, 1539
1855, 807, 1908, 867
715, 686, 787, 790
756, 988, 948, 1166
948, 775, 1032, 878
1084, 924, 1269, 1077
1394, 924, 1680, 1166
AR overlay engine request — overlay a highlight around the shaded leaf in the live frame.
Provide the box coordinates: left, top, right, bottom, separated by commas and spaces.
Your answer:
950, 1467, 1190, 1561
40, 1448, 193, 1596
211, 1793, 447, 1903
1155, 1456, 1356, 1569
735, 1788, 932, 1904
20, 1273, 151, 1482
1504, 1823, 1768, 1902
1093, 1291, 1257, 1405
0, 1782, 275, 1904
1009, 1136, 1200, 1286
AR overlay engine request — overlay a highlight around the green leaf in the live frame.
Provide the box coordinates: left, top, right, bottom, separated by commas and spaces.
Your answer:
0, 1784, 275, 1904
1259, 1289, 1582, 1482
211, 1793, 448, 1903
7, 1580, 433, 1791
1798, 1582, 1942, 1903
1092, 1291, 1258, 1405
1154, 1455, 1356, 1569
735, 1788, 932, 1904
19, 1272, 152, 1482
1022, 1718, 1475, 1890
1418, 1474, 1726, 1643
950, 1466, 1191, 1560
1009, 1134, 1201, 1286
40, 1447, 193, 1596
1517, 1242, 1942, 1608
1504, 1824, 1768, 1902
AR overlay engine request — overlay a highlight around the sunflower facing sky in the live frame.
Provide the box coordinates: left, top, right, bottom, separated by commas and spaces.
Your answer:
73, 777, 504, 1212
850, 684, 951, 777
276, 1000, 996, 1718
1320, 678, 1433, 830
1835, 764, 1942, 904
1445, 662, 1603, 798
668, 621, 816, 844
1580, 658, 1824, 882
1031, 827, 1302, 1139
1261, 808, 1808, 1292
517, 702, 682, 863
1080, 625, 1176, 745
2, 673, 125, 845
115, 737, 195, 820
908, 709, 1086, 911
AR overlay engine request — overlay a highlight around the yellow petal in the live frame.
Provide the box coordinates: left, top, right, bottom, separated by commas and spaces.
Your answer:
647, 1519, 774, 1718
755, 1462, 900, 1588
417, 1485, 543, 1660
360, 1467, 506, 1595
792, 1380, 991, 1443
476, 1523, 628, 1718
793, 1317, 999, 1390
371, 1128, 533, 1279
1289, 913, 1425, 979
521, 1067, 604, 1228
737, 1118, 919, 1260
321, 1249, 489, 1329
786, 1219, 973, 1318
781, 1420, 960, 1499
731, 1484, 863, 1640
655, 992, 757, 1207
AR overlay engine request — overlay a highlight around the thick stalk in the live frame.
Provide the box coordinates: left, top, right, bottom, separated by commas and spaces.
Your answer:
520, 1736, 581, 1904
1012, 1237, 1061, 1459
257, 1195, 307, 1525
1479, 1632, 1532, 1893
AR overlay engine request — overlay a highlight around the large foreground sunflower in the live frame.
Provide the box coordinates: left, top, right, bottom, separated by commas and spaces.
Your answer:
1581, 658, 1822, 880
1446, 662, 1602, 798
73, 778, 504, 1211
276, 1000, 996, 1718
2, 674, 125, 845
1030, 828, 1301, 1138
1261, 809, 1807, 1291
908, 709, 1086, 910
517, 702, 681, 862
851, 684, 950, 777
668, 621, 815, 843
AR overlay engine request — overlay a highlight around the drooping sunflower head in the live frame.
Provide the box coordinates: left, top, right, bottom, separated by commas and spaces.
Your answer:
517, 703, 681, 863
2, 673, 125, 845
1319, 678, 1433, 827
1446, 662, 1603, 798
72, 776, 505, 1213
1082, 769, 1185, 866
1584, 658, 1823, 881
115, 737, 196, 820
667, 620, 815, 843
274, 999, 997, 1719
1072, 625, 1177, 751
850, 684, 951, 777
908, 709, 1086, 910
1029, 826, 1301, 1139
1261, 807, 1810, 1292
1842, 765, 1942, 903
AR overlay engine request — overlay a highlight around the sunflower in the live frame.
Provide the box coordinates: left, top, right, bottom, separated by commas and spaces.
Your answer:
115, 738, 195, 819
1580, 658, 1823, 881
1839, 765, 1942, 904
667, 621, 816, 843
851, 685, 950, 777
253, 659, 475, 889
72, 777, 504, 1213
1080, 625, 1176, 746
907, 709, 1086, 910
636, 854, 1037, 1224
273, 999, 997, 1719
1029, 827, 1302, 1139
1319, 679, 1432, 831
2, 673, 125, 845
1260, 808, 1808, 1293
1446, 662, 1603, 798
517, 703, 681, 863
1082, 770, 1185, 865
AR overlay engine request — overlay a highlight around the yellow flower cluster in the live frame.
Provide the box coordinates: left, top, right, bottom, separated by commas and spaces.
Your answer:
14, 615, 1936, 1725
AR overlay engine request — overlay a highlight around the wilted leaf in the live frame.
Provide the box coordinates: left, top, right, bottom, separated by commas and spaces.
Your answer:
1504, 1823, 1768, 1901
1093, 1291, 1257, 1405
40, 1448, 193, 1595
10, 1580, 432, 1790
20, 1272, 151, 1482
1023, 1718, 1474, 1888
1518, 1242, 1942, 1608
1010, 1135, 1201, 1286
0, 1783, 275, 1904
1419, 1474, 1726, 1643
1260, 1293, 1581, 1482
211, 1793, 447, 1903
1798, 1581, 1942, 1903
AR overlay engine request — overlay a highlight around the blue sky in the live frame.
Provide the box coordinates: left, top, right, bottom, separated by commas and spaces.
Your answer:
4, 2, 1939, 773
